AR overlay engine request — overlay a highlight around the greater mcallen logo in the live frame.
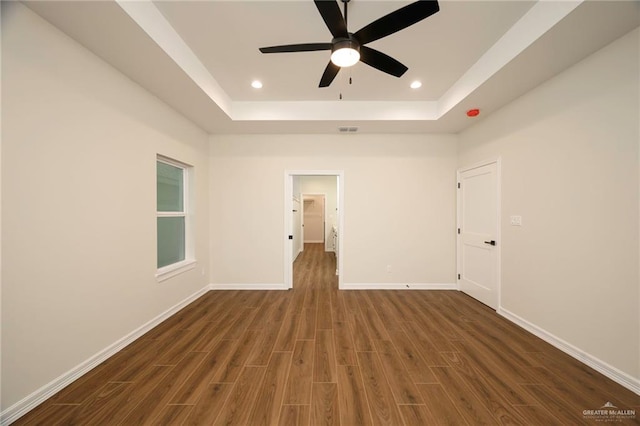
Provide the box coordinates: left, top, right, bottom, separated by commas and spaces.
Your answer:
583, 402, 636, 422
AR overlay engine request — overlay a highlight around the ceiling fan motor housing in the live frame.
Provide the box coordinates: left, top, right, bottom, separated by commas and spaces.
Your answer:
332, 35, 360, 53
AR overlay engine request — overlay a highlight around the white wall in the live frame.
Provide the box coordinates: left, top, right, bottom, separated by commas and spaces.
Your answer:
1, 3, 210, 410
210, 134, 458, 288
458, 28, 639, 383
300, 175, 338, 251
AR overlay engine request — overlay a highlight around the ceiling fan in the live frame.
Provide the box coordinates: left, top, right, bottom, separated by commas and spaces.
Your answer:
259, 0, 440, 88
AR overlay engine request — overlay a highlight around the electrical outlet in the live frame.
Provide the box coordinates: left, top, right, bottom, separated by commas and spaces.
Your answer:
510, 215, 522, 226
386, 265, 391, 273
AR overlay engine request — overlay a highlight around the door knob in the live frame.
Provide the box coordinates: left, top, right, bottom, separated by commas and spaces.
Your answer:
484, 240, 496, 246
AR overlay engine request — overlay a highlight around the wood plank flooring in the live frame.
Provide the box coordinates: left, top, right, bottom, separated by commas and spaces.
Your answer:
15, 244, 639, 425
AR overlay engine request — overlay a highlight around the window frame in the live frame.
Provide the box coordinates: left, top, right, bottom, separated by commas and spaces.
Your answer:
155, 155, 196, 282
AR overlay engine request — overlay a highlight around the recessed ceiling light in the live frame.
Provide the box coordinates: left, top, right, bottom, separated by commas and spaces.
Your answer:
251, 80, 263, 89
410, 81, 422, 89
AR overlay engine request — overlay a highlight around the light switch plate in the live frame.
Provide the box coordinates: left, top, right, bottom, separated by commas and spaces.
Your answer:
510, 215, 522, 226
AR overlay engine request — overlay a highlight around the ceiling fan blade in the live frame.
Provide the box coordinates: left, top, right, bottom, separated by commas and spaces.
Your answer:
314, 0, 348, 39
259, 43, 332, 54
359, 46, 408, 77
319, 61, 340, 87
353, 0, 439, 45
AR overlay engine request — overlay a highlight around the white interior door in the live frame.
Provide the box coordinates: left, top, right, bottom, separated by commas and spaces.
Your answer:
458, 162, 500, 309
292, 198, 302, 261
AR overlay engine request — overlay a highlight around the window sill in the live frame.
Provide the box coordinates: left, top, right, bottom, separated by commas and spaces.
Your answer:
156, 259, 197, 282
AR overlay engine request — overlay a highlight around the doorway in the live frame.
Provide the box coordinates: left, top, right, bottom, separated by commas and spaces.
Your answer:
302, 194, 325, 244
457, 160, 501, 309
284, 171, 344, 289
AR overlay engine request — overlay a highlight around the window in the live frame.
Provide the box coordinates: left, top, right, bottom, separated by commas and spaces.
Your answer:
156, 156, 195, 281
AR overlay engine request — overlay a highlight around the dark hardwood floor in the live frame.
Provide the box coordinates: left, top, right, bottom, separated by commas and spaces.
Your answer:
15, 243, 639, 425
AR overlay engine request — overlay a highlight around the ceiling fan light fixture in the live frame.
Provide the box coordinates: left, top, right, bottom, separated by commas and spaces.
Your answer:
330, 39, 360, 68
258, 0, 440, 87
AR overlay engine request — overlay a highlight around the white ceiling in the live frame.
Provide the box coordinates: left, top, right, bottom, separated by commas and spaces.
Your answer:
24, 0, 640, 134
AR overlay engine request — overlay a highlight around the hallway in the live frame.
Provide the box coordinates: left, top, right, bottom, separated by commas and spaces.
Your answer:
293, 242, 337, 290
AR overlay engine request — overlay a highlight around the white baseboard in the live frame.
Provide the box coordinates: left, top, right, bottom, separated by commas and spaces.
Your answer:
209, 283, 288, 290
340, 283, 457, 290
498, 307, 640, 396
0, 286, 210, 426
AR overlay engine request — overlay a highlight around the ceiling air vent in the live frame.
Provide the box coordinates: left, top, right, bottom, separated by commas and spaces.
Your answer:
338, 126, 358, 133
